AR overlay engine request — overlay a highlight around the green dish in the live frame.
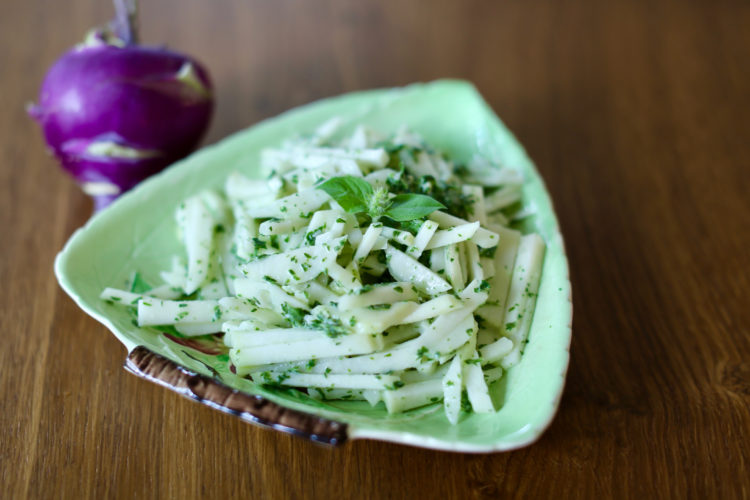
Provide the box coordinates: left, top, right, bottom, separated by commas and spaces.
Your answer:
55, 80, 572, 452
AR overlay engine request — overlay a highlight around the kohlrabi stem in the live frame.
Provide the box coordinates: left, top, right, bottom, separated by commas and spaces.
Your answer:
111, 0, 139, 44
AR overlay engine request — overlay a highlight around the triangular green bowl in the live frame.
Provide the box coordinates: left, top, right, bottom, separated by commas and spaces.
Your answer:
55, 80, 572, 452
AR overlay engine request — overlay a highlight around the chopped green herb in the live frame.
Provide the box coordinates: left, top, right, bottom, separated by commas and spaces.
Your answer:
416, 346, 432, 362
281, 303, 307, 327
129, 272, 151, 294
367, 303, 391, 310
305, 224, 327, 245
474, 280, 491, 293
479, 245, 498, 258
306, 309, 348, 338
269, 234, 280, 249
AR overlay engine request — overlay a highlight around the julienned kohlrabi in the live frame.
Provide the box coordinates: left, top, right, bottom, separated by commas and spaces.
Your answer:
29, 0, 214, 211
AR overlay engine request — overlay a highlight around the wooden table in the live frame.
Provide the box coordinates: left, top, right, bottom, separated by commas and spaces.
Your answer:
2, 1, 748, 498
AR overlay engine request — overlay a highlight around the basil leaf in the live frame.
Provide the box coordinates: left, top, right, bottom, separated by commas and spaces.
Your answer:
317, 176, 373, 213
384, 194, 445, 221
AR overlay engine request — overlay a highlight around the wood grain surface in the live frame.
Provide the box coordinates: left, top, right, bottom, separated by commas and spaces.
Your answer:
1, 0, 748, 498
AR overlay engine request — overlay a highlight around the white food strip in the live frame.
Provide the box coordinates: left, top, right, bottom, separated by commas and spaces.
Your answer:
479, 337, 513, 364
245, 189, 329, 219
338, 282, 418, 310
233, 279, 308, 311
399, 294, 462, 324
240, 239, 342, 285
226, 327, 327, 347
462, 185, 487, 225
442, 355, 464, 424
464, 351, 495, 413
252, 372, 400, 391
180, 194, 216, 294
429, 211, 500, 248
383, 378, 443, 413
380, 226, 415, 247
224, 172, 275, 202
424, 222, 480, 250
341, 302, 418, 336
484, 185, 522, 213
444, 243, 464, 289
137, 299, 220, 326
407, 220, 439, 258
386, 245, 451, 295
230, 332, 381, 367
476, 226, 521, 329
353, 224, 383, 263
499, 234, 546, 369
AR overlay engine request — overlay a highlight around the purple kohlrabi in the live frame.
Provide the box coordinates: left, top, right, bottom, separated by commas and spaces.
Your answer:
29, 1, 213, 211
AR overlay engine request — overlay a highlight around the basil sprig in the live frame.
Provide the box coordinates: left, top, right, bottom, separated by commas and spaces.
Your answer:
317, 176, 445, 222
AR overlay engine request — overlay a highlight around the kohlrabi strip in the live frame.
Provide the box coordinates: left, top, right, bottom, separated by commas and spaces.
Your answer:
101, 122, 546, 425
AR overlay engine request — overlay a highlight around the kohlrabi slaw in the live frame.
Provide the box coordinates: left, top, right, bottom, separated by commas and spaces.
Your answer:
101, 119, 545, 424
